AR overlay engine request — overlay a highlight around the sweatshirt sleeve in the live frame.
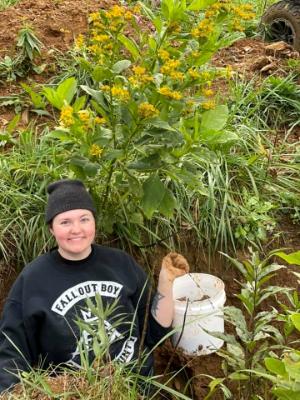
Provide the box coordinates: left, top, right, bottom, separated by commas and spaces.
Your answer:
130, 258, 171, 349
0, 296, 33, 393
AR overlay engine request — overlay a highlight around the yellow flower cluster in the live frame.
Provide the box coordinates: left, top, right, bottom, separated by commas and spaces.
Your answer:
158, 49, 170, 62
158, 86, 182, 100
225, 65, 233, 79
191, 19, 214, 39
168, 22, 181, 33
192, 1, 255, 38
188, 68, 201, 80
202, 100, 216, 110
101, 84, 109, 91
232, 21, 244, 32
87, 3, 139, 60
132, 4, 141, 14
138, 102, 159, 119
133, 66, 146, 75
207, 0, 231, 15
191, 50, 201, 59
101, 84, 130, 101
233, 4, 255, 21
184, 99, 196, 115
129, 66, 154, 86
110, 85, 130, 101
95, 116, 106, 125
200, 71, 212, 80
202, 88, 214, 97
162, 59, 180, 72
106, 4, 132, 20
89, 12, 100, 22
78, 110, 90, 129
90, 144, 103, 156
74, 34, 84, 50
93, 34, 110, 43
60, 105, 74, 127
160, 59, 184, 81
78, 110, 90, 122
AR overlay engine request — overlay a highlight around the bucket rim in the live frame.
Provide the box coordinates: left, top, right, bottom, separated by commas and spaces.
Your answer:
173, 273, 225, 312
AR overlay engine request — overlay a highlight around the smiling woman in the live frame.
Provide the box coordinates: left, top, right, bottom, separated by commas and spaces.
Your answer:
50, 209, 96, 260
0, 179, 190, 395
46, 180, 97, 260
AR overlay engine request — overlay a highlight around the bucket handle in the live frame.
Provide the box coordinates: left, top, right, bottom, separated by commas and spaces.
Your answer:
164, 299, 189, 375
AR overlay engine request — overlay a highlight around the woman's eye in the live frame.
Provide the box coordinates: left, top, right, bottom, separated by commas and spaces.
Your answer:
61, 220, 70, 226
81, 217, 90, 223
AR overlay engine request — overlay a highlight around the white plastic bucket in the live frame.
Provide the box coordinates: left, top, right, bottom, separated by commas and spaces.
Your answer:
172, 273, 226, 356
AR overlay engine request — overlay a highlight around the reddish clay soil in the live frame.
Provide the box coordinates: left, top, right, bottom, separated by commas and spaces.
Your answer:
0, 1, 299, 399
0, 0, 113, 57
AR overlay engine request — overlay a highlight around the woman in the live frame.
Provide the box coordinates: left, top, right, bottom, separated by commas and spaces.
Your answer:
0, 179, 189, 392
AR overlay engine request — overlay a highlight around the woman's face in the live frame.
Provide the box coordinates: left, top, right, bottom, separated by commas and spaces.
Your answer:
50, 209, 96, 260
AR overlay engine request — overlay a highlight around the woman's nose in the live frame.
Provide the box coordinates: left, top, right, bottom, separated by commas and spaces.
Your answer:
71, 221, 81, 232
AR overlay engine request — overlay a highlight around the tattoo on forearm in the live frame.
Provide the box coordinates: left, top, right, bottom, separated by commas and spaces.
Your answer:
151, 291, 165, 317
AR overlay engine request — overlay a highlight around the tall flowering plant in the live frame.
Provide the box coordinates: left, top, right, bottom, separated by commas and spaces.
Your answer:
46, 0, 255, 234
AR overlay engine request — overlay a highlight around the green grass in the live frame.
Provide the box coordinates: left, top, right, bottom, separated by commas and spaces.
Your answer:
0, 128, 67, 267
0, 0, 20, 11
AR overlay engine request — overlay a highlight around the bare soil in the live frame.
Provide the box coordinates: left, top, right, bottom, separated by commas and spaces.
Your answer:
0, 1, 299, 399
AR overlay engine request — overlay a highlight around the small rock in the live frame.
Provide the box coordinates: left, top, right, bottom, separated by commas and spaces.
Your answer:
265, 41, 291, 52
250, 55, 272, 71
260, 62, 276, 72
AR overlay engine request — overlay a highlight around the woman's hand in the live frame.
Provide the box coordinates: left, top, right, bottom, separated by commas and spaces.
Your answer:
160, 252, 190, 283
152, 252, 190, 327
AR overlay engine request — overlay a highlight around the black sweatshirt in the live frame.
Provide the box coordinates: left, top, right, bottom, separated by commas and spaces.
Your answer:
0, 245, 169, 392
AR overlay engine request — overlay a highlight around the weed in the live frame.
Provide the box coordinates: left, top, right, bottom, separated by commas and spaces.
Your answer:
217, 248, 290, 399
0, 26, 43, 82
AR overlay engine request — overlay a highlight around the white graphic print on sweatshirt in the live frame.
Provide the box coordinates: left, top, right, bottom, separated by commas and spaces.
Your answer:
51, 281, 137, 367
51, 281, 123, 316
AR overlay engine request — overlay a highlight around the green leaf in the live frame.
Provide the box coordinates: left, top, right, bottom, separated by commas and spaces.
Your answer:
43, 78, 77, 109
47, 130, 71, 141
141, 175, 166, 219
118, 34, 140, 61
21, 83, 45, 109
83, 162, 99, 177
291, 314, 300, 331
187, 0, 215, 11
228, 372, 249, 381
274, 251, 300, 266
257, 263, 285, 281
201, 130, 239, 147
128, 154, 163, 171
272, 388, 300, 400
219, 252, 247, 277
0, 133, 11, 143
148, 37, 157, 52
258, 286, 287, 305
200, 105, 228, 132
81, 86, 109, 112
204, 377, 225, 400
92, 66, 112, 82
150, 120, 176, 131
6, 114, 20, 134
265, 358, 286, 376
43, 87, 61, 109
159, 188, 176, 218
72, 96, 87, 112
112, 60, 131, 74
57, 77, 77, 105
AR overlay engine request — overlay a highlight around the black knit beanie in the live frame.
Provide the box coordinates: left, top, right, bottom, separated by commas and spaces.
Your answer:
45, 179, 96, 224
